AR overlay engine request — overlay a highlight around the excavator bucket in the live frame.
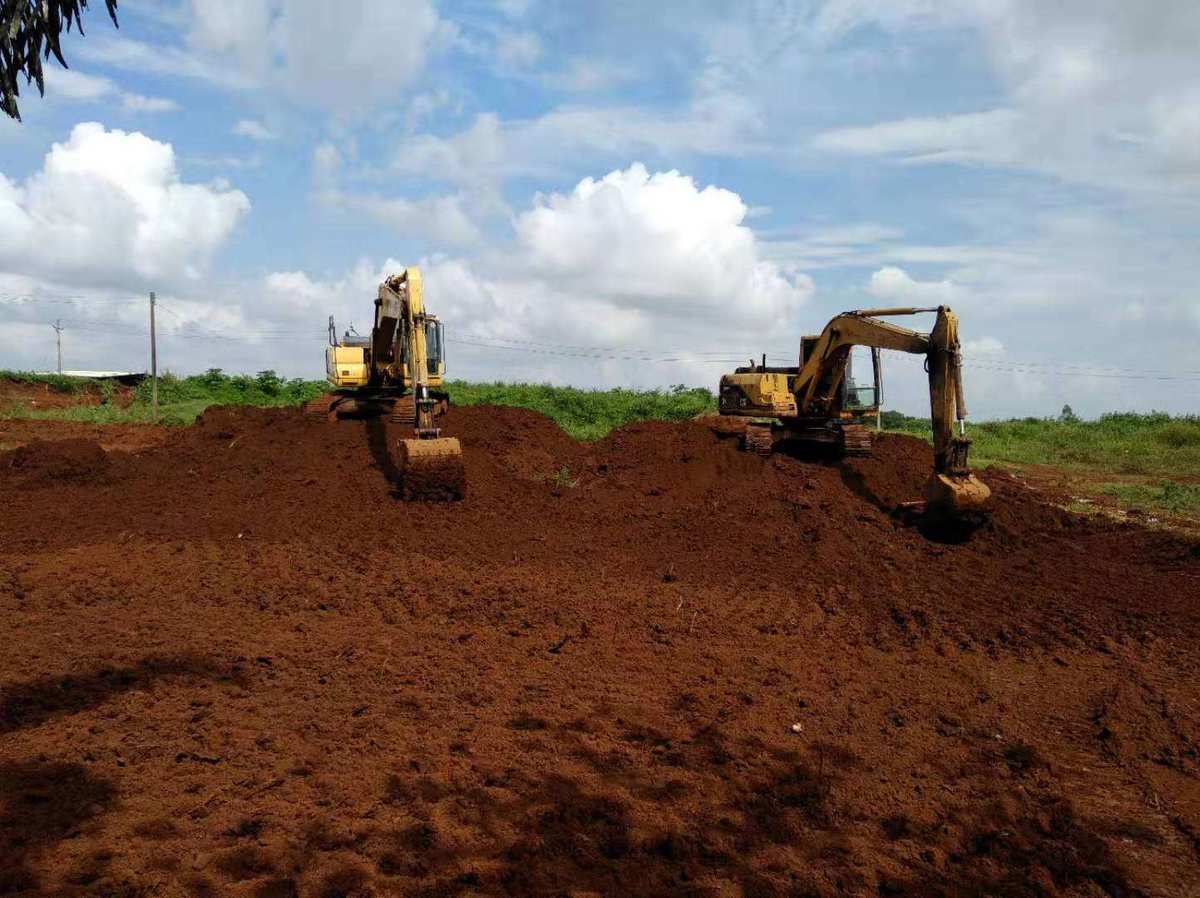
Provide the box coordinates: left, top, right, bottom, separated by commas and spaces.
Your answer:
924, 471, 991, 517
398, 437, 465, 501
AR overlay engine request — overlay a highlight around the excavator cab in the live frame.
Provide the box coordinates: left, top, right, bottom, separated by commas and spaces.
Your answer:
423, 318, 445, 378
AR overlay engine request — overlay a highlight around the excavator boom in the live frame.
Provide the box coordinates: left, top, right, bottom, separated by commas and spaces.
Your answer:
383, 269, 465, 501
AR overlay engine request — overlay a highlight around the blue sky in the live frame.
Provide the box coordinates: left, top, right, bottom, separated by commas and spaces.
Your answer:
1, 0, 1198, 418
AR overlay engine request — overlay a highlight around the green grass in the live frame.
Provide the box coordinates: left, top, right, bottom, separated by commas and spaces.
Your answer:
1, 368, 328, 427
882, 409, 1200, 479
444, 380, 715, 440
0, 369, 104, 393
1098, 481, 1200, 516
1, 370, 716, 439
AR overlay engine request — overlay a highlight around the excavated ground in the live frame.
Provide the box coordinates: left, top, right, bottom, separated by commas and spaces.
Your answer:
1, 405, 1198, 898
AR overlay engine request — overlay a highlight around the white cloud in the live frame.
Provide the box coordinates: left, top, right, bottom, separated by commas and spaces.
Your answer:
79, 35, 253, 90
515, 164, 809, 324
328, 192, 482, 247
406, 90, 455, 131
495, 30, 542, 69
387, 96, 768, 208
42, 67, 180, 114
963, 336, 1004, 357
812, 109, 1022, 165
43, 68, 114, 101
808, 0, 1200, 190
312, 140, 482, 246
0, 123, 249, 288
177, 0, 444, 113
122, 94, 182, 114
542, 59, 636, 93
866, 266, 961, 306
233, 119, 275, 141
142, 164, 812, 390
81, 1, 444, 115
384, 164, 813, 387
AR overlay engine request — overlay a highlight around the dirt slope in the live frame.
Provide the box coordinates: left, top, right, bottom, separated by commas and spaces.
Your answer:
0, 405, 1197, 898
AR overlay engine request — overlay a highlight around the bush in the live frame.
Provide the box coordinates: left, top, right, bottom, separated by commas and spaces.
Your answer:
445, 380, 716, 440
1155, 421, 1200, 448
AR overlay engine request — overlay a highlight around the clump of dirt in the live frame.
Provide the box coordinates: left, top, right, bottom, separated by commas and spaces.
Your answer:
2, 438, 109, 485
0, 404, 1196, 897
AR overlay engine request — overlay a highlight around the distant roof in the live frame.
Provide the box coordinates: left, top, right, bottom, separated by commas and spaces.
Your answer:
40, 370, 145, 378
33, 371, 147, 384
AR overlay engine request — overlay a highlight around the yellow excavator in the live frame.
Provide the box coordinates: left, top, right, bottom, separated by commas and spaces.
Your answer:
307, 267, 464, 500
718, 306, 990, 517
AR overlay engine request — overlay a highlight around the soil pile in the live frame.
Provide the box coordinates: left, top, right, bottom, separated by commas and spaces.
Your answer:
2, 438, 109, 485
0, 404, 1197, 897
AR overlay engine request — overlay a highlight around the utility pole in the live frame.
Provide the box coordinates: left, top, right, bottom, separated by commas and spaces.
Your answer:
52, 319, 64, 374
149, 291, 158, 422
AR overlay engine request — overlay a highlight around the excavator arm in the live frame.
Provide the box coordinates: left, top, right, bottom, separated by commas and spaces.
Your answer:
382, 269, 438, 437
377, 268, 465, 500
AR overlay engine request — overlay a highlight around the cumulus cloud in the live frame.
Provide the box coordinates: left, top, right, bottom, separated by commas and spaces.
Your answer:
184, 164, 814, 389
866, 266, 961, 306
515, 164, 809, 325
412, 165, 813, 387
0, 123, 249, 288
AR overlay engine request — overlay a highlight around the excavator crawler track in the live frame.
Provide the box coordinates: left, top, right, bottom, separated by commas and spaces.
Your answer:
744, 423, 775, 456
303, 394, 337, 420
839, 424, 872, 457
389, 395, 416, 425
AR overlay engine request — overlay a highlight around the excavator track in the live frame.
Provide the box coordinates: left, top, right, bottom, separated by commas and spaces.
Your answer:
389, 395, 416, 425
744, 423, 775, 456
303, 394, 337, 420
839, 424, 872, 457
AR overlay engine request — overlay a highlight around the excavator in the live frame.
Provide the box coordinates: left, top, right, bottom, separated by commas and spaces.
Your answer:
718, 306, 990, 518
307, 267, 464, 500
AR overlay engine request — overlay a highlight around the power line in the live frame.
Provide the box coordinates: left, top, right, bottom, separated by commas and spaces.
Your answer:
0, 293, 146, 306
448, 337, 753, 364
5, 304, 1200, 381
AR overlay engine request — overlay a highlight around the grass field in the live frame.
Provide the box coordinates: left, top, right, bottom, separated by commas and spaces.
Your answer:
4, 369, 1197, 519
882, 409, 1200, 519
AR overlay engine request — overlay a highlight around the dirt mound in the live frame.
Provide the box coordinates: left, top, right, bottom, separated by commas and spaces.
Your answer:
0, 404, 1197, 897
0, 377, 135, 413
2, 438, 109, 485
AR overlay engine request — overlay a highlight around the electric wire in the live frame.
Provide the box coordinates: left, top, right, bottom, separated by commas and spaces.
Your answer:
4, 299, 1200, 380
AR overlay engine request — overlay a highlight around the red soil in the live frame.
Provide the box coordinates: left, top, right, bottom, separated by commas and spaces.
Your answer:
0, 405, 1197, 897
0, 378, 136, 412
0, 418, 168, 453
